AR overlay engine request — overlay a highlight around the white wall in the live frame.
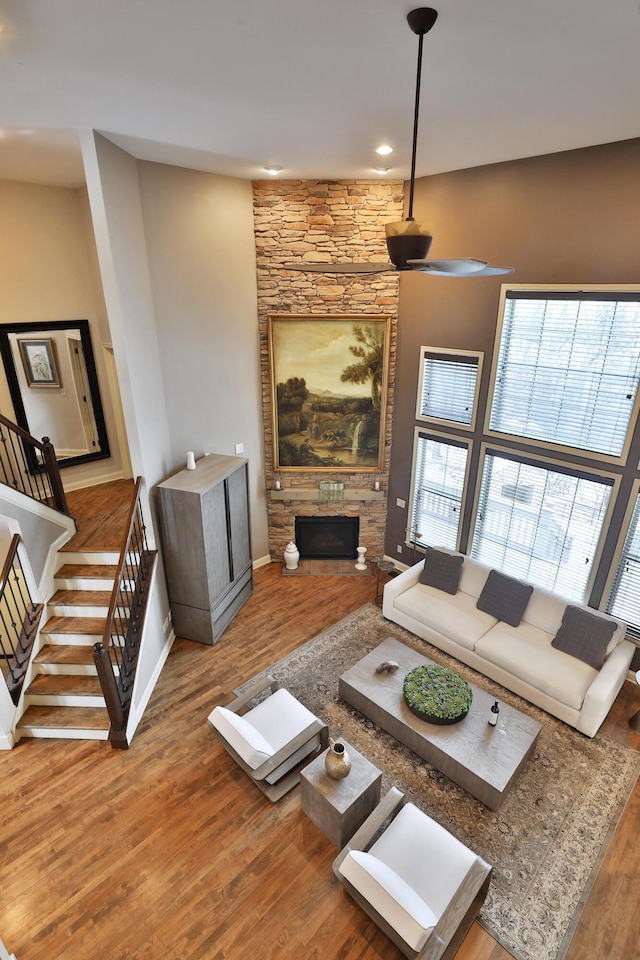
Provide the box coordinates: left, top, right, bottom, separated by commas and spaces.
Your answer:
136, 162, 268, 560
81, 130, 173, 716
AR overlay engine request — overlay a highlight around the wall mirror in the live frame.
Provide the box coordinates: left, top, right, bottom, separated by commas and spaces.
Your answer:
0, 319, 110, 470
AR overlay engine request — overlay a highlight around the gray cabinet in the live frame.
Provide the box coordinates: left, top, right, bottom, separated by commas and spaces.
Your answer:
156, 454, 253, 644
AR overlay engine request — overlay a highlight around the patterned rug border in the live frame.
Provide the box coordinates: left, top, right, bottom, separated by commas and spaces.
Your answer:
239, 603, 640, 960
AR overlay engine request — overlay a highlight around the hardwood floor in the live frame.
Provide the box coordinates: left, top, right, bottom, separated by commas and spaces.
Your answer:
1, 484, 639, 959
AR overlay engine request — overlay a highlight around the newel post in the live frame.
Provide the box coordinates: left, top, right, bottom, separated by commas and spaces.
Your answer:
41, 436, 69, 515
93, 642, 129, 749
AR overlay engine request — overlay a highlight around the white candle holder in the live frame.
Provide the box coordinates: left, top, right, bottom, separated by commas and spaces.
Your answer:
355, 546, 368, 570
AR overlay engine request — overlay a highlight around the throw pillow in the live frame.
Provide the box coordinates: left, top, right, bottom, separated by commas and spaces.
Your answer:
476, 569, 533, 627
419, 547, 464, 595
551, 605, 617, 670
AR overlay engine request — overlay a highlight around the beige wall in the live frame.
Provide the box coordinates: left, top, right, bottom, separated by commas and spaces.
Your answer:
388, 137, 640, 586
136, 162, 268, 561
0, 179, 125, 486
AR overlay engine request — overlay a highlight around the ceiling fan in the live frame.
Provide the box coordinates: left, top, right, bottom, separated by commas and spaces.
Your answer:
285, 7, 513, 278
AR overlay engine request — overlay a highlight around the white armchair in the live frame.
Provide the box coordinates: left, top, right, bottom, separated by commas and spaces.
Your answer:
333, 787, 491, 960
207, 675, 328, 801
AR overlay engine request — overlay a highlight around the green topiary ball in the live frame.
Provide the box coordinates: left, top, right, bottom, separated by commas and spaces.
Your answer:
403, 664, 473, 724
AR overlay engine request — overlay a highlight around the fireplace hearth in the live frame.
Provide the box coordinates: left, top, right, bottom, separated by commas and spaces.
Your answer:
295, 516, 359, 560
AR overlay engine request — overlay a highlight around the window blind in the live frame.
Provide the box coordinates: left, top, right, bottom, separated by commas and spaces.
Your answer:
409, 434, 468, 551
418, 350, 480, 426
490, 295, 640, 457
470, 450, 613, 602
606, 491, 640, 640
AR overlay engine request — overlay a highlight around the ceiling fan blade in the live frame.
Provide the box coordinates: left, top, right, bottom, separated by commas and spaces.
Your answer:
464, 264, 515, 276
408, 258, 513, 277
283, 262, 394, 275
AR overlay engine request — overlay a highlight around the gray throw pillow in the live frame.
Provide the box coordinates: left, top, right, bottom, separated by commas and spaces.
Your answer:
551, 605, 617, 670
476, 569, 533, 627
419, 547, 464, 595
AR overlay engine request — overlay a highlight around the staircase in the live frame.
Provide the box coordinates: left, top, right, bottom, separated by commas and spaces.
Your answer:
16, 549, 119, 741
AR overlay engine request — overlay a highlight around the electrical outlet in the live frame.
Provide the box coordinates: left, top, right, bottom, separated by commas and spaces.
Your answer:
396, 544, 403, 554
396, 497, 406, 509
234, 442, 244, 455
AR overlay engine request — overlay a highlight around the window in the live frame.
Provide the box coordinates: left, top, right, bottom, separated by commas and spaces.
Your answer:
416, 347, 482, 429
408, 431, 470, 552
488, 292, 640, 458
605, 486, 640, 640
470, 448, 615, 602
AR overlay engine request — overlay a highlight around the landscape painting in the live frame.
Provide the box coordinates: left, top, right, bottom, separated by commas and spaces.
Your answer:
268, 315, 391, 471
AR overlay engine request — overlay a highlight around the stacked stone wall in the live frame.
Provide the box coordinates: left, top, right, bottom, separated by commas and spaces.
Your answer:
253, 179, 404, 561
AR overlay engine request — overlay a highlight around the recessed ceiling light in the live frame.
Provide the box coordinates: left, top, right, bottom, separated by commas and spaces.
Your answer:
374, 166, 390, 175
376, 145, 394, 156
264, 165, 283, 175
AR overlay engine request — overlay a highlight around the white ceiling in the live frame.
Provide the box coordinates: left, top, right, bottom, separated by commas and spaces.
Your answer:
0, 0, 639, 189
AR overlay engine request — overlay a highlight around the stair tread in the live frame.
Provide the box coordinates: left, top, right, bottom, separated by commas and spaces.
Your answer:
28, 674, 103, 696
56, 563, 118, 579
34, 644, 97, 665
49, 589, 113, 606
19, 704, 110, 730
41, 615, 107, 635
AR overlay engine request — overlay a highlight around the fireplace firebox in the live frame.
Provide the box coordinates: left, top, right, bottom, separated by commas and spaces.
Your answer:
295, 516, 359, 560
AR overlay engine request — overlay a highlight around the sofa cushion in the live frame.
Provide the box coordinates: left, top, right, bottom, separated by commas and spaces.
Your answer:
395, 582, 497, 650
458, 558, 492, 599
551, 605, 617, 669
245, 687, 319, 753
476, 622, 597, 710
208, 706, 274, 769
339, 850, 437, 952
520, 586, 568, 634
419, 547, 464, 595
370, 803, 479, 920
476, 570, 534, 627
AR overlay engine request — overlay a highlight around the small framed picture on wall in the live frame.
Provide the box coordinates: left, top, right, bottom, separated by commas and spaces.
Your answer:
18, 339, 61, 388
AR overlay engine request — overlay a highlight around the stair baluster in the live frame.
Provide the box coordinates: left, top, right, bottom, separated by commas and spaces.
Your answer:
94, 478, 156, 749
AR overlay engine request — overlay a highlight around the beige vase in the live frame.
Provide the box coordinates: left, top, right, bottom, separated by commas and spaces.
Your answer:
325, 738, 351, 780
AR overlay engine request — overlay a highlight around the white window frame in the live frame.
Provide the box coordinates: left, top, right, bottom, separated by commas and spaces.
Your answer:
468, 442, 622, 603
415, 346, 483, 431
485, 284, 640, 466
407, 427, 473, 553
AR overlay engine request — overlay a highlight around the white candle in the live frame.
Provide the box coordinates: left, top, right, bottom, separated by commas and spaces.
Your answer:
186, 451, 196, 470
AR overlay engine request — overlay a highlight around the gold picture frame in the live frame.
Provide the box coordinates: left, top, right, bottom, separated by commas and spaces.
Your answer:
268, 314, 391, 472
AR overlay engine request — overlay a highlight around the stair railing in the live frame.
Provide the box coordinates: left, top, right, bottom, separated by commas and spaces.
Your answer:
93, 478, 156, 749
0, 534, 44, 704
0, 413, 69, 515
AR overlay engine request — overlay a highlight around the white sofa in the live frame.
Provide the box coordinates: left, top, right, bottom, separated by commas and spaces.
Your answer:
382, 549, 635, 738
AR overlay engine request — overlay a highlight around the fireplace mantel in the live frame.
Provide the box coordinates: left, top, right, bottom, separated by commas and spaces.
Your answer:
270, 488, 385, 503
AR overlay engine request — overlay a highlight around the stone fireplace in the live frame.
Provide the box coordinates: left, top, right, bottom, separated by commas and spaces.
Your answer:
252, 178, 403, 562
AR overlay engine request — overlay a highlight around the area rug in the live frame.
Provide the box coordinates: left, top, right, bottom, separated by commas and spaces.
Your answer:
242, 603, 640, 960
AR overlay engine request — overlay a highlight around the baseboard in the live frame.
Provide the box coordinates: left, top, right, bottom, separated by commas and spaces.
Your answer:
62, 469, 125, 493
253, 553, 272, 570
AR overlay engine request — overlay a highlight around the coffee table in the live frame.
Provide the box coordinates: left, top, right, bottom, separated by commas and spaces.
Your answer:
300, 739, 382, 848
339, 637, 541, 810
